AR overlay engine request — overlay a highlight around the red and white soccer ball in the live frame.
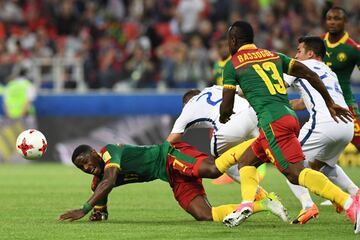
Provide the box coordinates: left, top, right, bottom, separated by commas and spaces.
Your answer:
16, 129, 48, 160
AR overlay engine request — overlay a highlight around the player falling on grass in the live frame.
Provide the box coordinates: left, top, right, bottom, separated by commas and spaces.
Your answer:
218, 21, 360, 234
59, 141, 288, 222
322, 7, 360, 151
283, 36, 359, 224
167, 85, 266, 184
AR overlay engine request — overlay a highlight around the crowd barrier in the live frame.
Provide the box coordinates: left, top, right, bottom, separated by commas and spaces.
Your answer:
0, 92, 359, 166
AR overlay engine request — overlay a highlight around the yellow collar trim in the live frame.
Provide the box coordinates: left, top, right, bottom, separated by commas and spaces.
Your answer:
324, 32, 349, 48
218, 56, 231, 65
238, 44, 257, 51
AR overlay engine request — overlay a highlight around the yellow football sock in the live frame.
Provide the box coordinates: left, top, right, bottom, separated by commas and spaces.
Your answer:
211, 204, 238, 222
299, 168, 350, 208
240, 166, 259, 202
215, 138, 256, 173
253, 199, 268, 213
255, 186, 268, 201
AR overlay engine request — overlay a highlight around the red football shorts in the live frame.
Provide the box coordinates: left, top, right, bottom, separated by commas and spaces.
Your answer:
166, 142, 208, 210
251, 115, 304, 171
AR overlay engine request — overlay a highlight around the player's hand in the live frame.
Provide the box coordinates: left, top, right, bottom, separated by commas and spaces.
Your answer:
59, 209, 86, 221
89, 207, 108, 221
327, 103, 354, 123
219, 111, 234, 124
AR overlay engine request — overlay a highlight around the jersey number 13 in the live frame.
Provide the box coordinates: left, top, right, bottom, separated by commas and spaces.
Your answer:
253, 62, 286, 95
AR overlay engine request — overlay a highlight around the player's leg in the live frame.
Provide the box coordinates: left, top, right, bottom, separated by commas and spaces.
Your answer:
198, 138, 256, 178
283, 160, 360, 231
317, 163, 359, 196
286, 179, 319, 224
169, 168, 238, 221
288, 124, 323, 224
186, 194, 276, 221
234, 115, 360, 230
316, 162, 359, 212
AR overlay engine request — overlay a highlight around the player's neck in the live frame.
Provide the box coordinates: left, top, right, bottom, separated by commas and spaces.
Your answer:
327, 31, 346, 43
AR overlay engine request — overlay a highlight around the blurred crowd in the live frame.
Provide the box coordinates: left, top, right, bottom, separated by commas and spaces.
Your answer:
0, 0, 358, 90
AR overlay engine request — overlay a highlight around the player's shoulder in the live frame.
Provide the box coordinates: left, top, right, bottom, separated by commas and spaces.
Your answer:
345, 37, 360, 51
102, 144, 124, 154
299, 59, 319, 68
226, 57, 236, 68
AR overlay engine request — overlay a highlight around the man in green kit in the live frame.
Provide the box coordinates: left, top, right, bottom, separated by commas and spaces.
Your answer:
59, 141, 289, 223
322, 6, 360, 150
218, 21, 360, 234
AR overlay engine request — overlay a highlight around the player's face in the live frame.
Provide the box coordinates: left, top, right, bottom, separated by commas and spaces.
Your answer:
218, 40, 230, 59
326, 10, 346, 34
74, 151, 103, 176
295, 43, 311, 61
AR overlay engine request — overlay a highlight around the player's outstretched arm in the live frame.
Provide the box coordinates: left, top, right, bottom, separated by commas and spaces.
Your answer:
59, 167, 119, 222
220, 87, 236, 123
290, 61, 353, 123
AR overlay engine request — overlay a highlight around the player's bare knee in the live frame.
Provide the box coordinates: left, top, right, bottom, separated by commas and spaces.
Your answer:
286, 174, 299, 185
283, 170, 300, 185
198, 158, 222, 178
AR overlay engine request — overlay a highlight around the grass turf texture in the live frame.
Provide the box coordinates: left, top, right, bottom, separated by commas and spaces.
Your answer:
0, 163, 358, 240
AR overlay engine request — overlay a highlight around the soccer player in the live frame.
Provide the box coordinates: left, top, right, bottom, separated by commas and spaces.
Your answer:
213, 36, 231, 85
284, 36, 359, 224
167, 85, 265, 184
167, 85, 258, 158
322, 7, 360, 151
218, 21, 360, 233
59, 141, 288, 222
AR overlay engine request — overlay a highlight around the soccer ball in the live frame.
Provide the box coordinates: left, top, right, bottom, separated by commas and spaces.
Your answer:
16, 129, 48, 160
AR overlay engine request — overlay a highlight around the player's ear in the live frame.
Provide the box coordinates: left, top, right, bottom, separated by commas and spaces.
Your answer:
90, 149, 99, 158
307, 50, 315, 59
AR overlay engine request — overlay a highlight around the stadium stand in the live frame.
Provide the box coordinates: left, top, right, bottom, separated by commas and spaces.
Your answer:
0, 0, 358, 90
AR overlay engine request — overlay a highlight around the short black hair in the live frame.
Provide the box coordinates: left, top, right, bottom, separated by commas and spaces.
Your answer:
182, 89, 201, 104
298, 36, 326, 59
327, 6, 348, 19
72, 144, 92, 163
228, 21, 254, 44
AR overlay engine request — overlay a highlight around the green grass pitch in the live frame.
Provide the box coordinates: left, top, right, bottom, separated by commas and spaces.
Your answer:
0, 163, 358, 240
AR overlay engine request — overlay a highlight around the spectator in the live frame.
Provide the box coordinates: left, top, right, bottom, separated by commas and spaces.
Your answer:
124, 42, 156, 88
1, 68, 37, 162
0, 0, 357, 90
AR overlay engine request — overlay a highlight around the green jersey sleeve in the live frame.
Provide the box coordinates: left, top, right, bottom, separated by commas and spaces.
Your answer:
223, 60, 237, 89
278, 52, 295, 74
101, 144, 123, 169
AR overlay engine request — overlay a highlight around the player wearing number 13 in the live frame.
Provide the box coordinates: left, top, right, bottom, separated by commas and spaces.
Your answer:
219, 21, 360, 233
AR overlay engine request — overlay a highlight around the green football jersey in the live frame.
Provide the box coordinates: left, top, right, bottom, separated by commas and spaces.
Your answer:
322, 32, 360, 105
213, 56, 231, 85
223, 44, 296, 127
92, 141, 200, 207
100, 142, 171, 184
